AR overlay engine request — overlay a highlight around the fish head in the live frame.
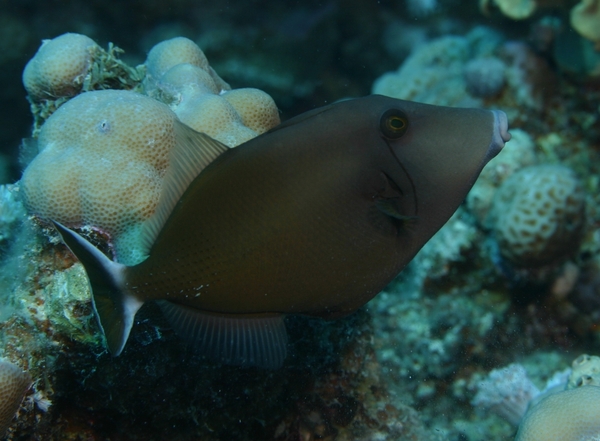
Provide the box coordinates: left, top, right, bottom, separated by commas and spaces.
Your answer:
349, 95, 509, 240
377, 97, 510, 230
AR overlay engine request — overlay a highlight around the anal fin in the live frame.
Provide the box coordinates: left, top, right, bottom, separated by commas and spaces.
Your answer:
158, 301, 287, 369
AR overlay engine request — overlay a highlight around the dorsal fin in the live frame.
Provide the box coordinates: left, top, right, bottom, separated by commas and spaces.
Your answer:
139, 120, 229, 255
265, 102, 336, 134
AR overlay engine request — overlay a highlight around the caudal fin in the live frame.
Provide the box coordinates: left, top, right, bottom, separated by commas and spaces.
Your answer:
52, 221, 143, 356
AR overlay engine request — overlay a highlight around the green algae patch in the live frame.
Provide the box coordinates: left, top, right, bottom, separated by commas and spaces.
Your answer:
42, 263, 103, 349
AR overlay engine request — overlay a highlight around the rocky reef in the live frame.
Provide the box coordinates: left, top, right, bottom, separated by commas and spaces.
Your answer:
1, 1, 600, 440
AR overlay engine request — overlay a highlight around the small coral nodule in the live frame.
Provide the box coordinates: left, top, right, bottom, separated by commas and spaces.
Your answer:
570, 0, 600, 46
464, 57, 506, 98
0, 360, 32, 437
488, 164, 586, 268
567, 354, 600, 389
22, 33, 99, 103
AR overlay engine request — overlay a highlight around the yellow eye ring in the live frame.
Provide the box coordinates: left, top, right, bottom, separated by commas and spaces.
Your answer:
380, 109, 409, 139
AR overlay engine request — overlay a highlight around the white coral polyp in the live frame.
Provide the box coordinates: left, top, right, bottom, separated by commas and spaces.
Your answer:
472, 363, 540, 426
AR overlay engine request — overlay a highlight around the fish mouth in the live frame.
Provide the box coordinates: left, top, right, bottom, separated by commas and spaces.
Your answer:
487, 110, 511, 161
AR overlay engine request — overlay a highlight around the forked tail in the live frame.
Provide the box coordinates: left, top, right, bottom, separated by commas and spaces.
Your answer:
52, 221, 143, 356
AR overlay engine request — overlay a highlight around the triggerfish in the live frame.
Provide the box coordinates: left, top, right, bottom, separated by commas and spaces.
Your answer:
53, 95, 510, 368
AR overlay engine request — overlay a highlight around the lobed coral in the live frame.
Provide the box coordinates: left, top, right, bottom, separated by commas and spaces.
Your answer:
20, 90, 178, 264
19, 35, 280, 265
7, 13, 600, 441
0, 360, 31, 437
146, 37, 279, 147
22, 33, 99, 103
23, 32, 145, 106
145, 37, 212, 81
515, 385, 600, 441
21, 33, 145, 139
487, 164, 586, 268
471, 355, 600, 440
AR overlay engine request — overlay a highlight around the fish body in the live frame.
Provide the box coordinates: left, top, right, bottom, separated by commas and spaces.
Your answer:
54, 95, 510, 368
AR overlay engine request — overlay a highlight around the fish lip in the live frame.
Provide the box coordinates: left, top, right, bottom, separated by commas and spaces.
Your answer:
487, 110, 511, 159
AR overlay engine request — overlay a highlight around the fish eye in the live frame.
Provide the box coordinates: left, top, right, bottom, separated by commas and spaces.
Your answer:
380, 109, 409, 139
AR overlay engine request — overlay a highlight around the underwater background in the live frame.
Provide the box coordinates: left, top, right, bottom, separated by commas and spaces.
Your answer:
1, 0, 600, 440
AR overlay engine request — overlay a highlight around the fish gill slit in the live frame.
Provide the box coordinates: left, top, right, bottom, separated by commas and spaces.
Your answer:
383, 139, 419, 216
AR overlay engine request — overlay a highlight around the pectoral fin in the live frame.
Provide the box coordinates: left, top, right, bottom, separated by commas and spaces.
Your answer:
375, 198, 418, 231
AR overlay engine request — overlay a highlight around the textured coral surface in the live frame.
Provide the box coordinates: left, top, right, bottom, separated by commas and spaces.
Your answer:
515, 386, 600, 441
20, 36, 280, 264
489, 165, 586, 267
0, 361, 31, 437
22, 33, 99, 102
21, 90, 177, 239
